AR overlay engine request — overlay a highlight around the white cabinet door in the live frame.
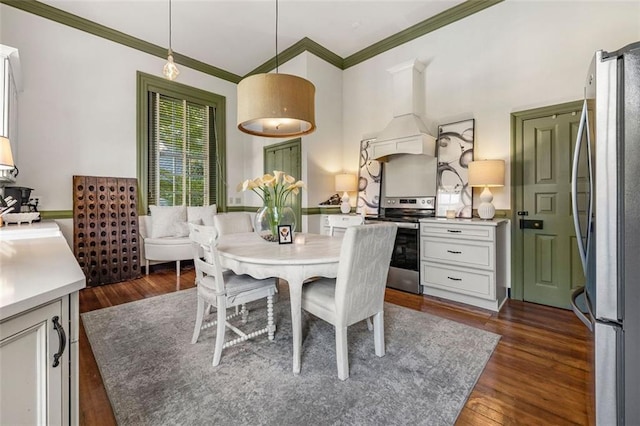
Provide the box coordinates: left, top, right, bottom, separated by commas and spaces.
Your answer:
0, 299, 67, 425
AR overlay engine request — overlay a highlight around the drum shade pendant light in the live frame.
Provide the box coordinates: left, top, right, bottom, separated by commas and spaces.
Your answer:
162, 0, 179, 80
237, 0, 316, 138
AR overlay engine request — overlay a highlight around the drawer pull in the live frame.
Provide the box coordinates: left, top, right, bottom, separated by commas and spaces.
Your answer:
447, 229, 462, 233
446, 250, 462, 254
447, 276, 462, 281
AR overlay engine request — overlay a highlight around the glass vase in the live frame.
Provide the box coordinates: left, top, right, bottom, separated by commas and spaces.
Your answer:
254, 204, 296, 242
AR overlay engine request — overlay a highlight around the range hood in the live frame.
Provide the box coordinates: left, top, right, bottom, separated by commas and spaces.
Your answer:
370, 59, 436, 160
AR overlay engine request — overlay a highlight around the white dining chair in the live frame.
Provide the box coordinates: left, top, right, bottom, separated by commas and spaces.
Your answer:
300, 223, 397, 380
189, 223, 277, 366
327, 214, 364, 236
213, 212, 254, 236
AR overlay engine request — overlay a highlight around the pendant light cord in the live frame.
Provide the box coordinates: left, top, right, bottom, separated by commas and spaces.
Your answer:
168, 0, 173, 52
275, 0, 279, 73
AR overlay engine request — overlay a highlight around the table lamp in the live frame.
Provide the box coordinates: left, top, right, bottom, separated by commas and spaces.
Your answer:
468, 159, 505, 220
335, 173, 357, 214
0, 136, 15, 170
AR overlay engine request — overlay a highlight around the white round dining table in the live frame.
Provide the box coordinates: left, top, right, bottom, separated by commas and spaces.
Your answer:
216, 232, 343, 374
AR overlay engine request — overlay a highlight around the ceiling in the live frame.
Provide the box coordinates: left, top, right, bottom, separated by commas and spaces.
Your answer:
41, 0, 466, 77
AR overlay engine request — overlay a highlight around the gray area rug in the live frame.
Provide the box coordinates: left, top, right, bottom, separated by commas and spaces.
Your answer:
82, 287, 500, 426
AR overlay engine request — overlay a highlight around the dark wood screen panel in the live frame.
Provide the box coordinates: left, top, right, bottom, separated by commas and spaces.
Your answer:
73, 175, 141, 286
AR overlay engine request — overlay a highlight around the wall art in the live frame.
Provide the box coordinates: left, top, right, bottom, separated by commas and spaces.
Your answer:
436, 119, 475, 218
356, 138, 382, 215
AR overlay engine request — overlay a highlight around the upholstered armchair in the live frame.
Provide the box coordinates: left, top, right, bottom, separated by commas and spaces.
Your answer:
139, 204, 217, 276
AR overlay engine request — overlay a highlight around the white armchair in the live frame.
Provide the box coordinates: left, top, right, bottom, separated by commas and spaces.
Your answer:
300, 223, 397, 380
139, 204, 217, 276
213, 212, 253, 236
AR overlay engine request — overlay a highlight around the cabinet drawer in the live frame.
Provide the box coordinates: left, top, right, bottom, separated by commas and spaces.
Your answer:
421, 263, 495, 300
421, 237, 493, 269
421, 223, 494, 241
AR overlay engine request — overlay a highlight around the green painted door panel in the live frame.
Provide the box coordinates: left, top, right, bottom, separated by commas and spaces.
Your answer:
520, 112, 587, 309
264, 139, 302, 231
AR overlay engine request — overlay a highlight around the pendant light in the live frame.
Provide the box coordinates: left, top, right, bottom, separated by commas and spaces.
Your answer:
237, 0, 316, 138
162, 0, 180, 80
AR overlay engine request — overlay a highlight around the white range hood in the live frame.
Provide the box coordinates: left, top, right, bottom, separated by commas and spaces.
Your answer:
371, 59, 436, 160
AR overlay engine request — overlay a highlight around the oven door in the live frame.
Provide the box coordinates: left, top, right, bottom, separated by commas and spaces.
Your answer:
387, 222, 422, 294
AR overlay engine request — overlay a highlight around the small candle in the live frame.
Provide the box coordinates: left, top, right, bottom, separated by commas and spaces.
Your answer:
294, 234, 306, 245
446, 210, 456, 219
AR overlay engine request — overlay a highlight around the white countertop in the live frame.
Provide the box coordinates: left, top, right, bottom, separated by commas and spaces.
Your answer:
0, 222, 86, 321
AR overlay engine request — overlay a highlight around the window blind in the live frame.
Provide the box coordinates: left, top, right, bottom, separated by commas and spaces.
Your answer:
148, 92, 214, 207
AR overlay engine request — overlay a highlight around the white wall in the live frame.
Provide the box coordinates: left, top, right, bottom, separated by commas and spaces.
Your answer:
342, 1, 640, 210
0, 5, 241, 213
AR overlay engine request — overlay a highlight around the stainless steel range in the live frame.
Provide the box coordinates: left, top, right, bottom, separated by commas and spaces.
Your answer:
365, 196, 435, 294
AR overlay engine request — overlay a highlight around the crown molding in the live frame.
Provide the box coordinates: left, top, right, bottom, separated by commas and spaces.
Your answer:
245, 37, 344, 77
2, 0, 503, 79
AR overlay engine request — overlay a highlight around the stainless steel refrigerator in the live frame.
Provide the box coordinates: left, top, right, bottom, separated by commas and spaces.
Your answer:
571, 41, 640, 425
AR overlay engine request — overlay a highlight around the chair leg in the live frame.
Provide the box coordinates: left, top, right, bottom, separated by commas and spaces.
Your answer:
366, 317, 373, 331
146, 259, 149, 275
191, 296, 205, 344
267, 294, 275, 341
373, 311, 385, 357
240, 304, 248, 323
335, 326, 349, 380
176, 260, 181, 277
212, 300, 227, 367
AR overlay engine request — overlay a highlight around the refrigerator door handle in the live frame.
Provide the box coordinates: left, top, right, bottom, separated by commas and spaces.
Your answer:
571, 286, 594, 331
571, 99, 588, 275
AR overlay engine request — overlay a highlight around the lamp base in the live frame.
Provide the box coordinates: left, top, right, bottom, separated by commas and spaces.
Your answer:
340, 192, 351, 214
477, 187, 495, 220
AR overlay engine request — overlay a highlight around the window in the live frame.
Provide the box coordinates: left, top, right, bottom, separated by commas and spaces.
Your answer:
136, 72, 227, 214
149, 93, 212, 207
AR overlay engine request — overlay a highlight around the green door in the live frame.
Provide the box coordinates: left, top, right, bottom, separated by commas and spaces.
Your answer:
264, 139, 302, 231
518, 110, 587, 308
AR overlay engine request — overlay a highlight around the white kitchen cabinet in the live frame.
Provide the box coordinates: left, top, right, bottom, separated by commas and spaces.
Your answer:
0, 222, 85, 425
420, 219, 508, 312
0, 295, 77, 425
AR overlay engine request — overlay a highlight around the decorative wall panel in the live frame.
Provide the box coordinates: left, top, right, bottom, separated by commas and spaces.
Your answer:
356, 138, 382, 215
436, 119, 474, 218
73, 175, 141, 286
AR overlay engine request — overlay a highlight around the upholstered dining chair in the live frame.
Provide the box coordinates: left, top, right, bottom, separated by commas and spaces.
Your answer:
213, 212, 253, 236
189, 223, 277, 366
300, 223, 397, 380
327, 214, 364, 236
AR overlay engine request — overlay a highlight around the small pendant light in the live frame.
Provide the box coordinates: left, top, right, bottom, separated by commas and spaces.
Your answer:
237, 0, 316, 138
162, 0, 180, 80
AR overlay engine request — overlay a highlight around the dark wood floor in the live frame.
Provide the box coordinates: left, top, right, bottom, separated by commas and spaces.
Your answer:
79, 267, 594, 425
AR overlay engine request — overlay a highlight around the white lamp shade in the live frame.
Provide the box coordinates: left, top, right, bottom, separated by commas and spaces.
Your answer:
468, 159, 505, 187
334, 173, 357, 192
335, 173, 357, 214
0, 136, 15, 170
237, 73, 316, 138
